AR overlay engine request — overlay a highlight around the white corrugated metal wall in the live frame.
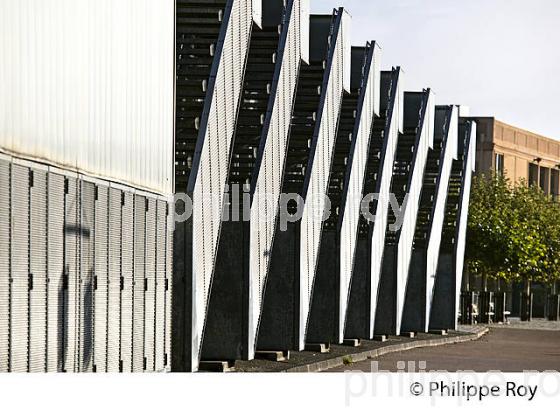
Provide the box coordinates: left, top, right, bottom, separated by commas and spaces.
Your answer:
0, 0, 175, 196
0, 155, 172, 372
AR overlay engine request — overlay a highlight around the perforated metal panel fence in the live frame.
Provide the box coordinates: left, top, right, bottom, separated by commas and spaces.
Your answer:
0, 157, 172, 373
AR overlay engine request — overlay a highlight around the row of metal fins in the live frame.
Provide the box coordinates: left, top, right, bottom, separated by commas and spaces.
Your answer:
0, 159, 171, 372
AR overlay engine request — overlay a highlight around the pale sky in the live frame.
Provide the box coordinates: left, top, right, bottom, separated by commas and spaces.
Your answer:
312, 0, 560, 139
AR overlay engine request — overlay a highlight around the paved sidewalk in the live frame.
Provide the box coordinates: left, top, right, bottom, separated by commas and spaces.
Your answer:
327, 327, 560, 372
233, 327, 487, 372
489, 317, 560, 331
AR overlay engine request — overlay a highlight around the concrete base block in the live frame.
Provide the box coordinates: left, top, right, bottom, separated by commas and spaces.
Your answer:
402, 332, 416, 338
342, 339, 361, 347
372, 335, 387, 342
255, 351, 290, 362
305, 343, 330, 353
198, 361, 235, 373
429, 329, 448, 336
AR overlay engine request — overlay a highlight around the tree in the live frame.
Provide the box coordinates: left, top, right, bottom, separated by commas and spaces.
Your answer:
466, 174, 560, 290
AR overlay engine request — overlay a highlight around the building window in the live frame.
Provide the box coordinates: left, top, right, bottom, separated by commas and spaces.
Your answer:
540, 167, 550, 194
495, 153, 504, 176
551, 169, 559, 201
529, 163, 539, 187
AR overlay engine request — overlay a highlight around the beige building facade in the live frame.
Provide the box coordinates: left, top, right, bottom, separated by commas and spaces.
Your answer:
472, 117, 560, 198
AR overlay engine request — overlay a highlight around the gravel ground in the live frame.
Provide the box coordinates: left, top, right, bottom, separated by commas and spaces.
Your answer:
233, 331, 470, 372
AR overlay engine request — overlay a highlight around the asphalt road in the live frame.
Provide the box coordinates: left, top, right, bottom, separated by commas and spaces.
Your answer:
328, 328, 560, 372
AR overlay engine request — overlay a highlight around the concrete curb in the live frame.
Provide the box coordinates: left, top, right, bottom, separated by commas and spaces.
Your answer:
283, 326, 489, 373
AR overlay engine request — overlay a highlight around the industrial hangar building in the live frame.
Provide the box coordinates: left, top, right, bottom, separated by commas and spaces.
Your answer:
0, 0, 475, 372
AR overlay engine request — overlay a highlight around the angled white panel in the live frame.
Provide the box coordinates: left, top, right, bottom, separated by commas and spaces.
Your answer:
453, 122, 477, 330
300, 9, 351, 347
422, 106, 459, 333
190, 0, 254, 371
338, 43, 381, 343
369, 69, 404, 338
248, 0, 307, 359
252, 0, 262, 28
394, 91, 435, 335
341, 9, 352, 93
300, 0, 310, 64
372, 43, 382, 117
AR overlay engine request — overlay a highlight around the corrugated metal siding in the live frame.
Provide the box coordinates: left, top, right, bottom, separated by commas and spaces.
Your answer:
132, 196, 146, 372
144, 198, 157, 372
0, 157, 170, 373
10, 164, 30, 372
79, 181, 95, 372
107, 188, 122, 372
155, 201, 167, 370
64, 176, 79, 372
248, 0, 306, 357
165, 208, 172, 370
0, 160, 10, 372
120, 192, 134, 372
46, 172, 65, 372
29, 169, 48, 372
93, 185, 109, 373
0, 0, 174, 195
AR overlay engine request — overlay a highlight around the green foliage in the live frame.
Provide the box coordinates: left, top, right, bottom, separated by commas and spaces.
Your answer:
466, 173, 560, 285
